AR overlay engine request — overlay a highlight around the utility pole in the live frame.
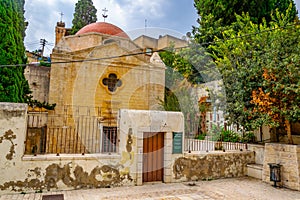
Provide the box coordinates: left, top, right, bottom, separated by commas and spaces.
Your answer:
40, 39, 47, 58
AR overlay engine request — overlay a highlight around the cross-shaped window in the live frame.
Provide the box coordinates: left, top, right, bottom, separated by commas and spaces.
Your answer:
102, 73, 122, 92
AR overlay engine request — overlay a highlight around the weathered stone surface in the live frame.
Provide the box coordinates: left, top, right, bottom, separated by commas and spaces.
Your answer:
0, 108, 186, 195
263, 143, 300, 191
173, 152, 254, 181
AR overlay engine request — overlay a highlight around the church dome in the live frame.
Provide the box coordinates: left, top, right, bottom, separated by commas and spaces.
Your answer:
76, 22, 130, 39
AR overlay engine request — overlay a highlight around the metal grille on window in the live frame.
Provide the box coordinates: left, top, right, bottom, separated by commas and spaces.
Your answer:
102, 126, 117, 153
102, 73, 122, 92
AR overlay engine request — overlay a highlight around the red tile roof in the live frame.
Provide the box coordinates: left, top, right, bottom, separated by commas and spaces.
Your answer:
76, 22, 130, 39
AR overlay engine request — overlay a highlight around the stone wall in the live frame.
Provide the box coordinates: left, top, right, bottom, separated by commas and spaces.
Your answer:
0, 103, 28, 162
0, 104, 257, 194
280, 135, 300, 144
263, 143, 300, 190
173, 151, 255, 182
50, 34, 165, 127
0, 105, 133, 194
118, 109, 185, 185
24, 65, 50, 103
157, 35, 187, 50
248, 144, 265, 165
0, 107, 186, 194
253, 125, 271, 143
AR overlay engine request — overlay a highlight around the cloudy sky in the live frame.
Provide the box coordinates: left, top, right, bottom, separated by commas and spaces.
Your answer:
24, 0, 198, 56
24, 0, 300, 57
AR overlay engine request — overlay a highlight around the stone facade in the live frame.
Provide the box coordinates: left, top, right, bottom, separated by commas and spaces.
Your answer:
50, 30, 165, 127
0, 103, 28, 162
22, 22, 194, 156
263, 143, 300, 190
0, 103, 257, 195
246, 144, 265, 179
253, 125, 300, 144
173, 151, 255, 182
133, 34, 188, 53
0, 105, 187, 194
24, 65, 50, 103
118, 109, 185, 185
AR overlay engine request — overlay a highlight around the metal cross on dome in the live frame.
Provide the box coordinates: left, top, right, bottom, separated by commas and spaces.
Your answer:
102, 8, 108, 22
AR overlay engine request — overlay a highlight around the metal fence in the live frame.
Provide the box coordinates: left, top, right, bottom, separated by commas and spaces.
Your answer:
25, 105, 118, 155
185, 139, 248, 152
25, 115, 102, 154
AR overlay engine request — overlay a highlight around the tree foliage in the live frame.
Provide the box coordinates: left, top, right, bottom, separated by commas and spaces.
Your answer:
210, 7, 300, 144
159, 48, 200, 134
15, 0, 27, 39
159, 43, 227, 135
193, 0, 297, 45
71, 0, 97, 34
0, 0, 30, 102
159, 46, 205, 84
192, 0, 299, 143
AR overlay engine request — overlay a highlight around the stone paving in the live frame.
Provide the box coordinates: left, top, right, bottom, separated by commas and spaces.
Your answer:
0, 177, 300, 200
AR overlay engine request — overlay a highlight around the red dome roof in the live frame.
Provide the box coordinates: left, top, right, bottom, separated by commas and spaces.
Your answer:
76, 22, 130, 39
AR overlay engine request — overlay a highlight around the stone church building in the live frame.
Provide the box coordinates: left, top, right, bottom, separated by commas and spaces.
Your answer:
12, 21, 189, 189
25, 21, 187, 154
51, 21, 165, 126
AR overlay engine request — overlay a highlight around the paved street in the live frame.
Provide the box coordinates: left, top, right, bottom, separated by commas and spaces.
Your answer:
0, 177, 300, 200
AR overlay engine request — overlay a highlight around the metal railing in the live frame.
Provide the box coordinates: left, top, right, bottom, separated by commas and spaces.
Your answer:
185, 139, 248, 152
25, 105, 118, 155
25, 116, 102, 155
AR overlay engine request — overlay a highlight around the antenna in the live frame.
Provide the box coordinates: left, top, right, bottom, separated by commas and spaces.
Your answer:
145, 19, 147, 35
102, 8, 108, 22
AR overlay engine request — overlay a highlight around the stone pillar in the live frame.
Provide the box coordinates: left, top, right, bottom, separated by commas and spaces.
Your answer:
163, 131, 173, 183
55, 21, 66, 45
263, 143, 300, 190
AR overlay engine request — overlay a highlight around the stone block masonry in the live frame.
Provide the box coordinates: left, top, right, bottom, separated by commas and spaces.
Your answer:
263, 143, 300, 190
173, 151, 255, 182
0, 106, 186, 195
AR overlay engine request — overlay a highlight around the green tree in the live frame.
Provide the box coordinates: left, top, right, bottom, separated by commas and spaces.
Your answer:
16, 0, 27, 39
71, 0, 97, 34
0, 0, 30, 102
211, 7, 300, 144
159, 48, 200, 134
159, 46, 204, 85
159, 43, 227, 135
192, 0, 298, 138
193, 0, 297, 45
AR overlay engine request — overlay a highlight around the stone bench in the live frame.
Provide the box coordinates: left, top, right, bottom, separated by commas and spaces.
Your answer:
247, 164, 263, 179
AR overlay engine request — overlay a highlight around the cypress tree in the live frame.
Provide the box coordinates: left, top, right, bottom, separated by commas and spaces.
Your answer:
16, 0, 27, 40
0, 0, 30, 102
71, 0, 97, 34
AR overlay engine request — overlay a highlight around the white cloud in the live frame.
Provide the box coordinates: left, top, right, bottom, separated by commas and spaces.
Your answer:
93, 0, 169, 30
24, 0, 195, 56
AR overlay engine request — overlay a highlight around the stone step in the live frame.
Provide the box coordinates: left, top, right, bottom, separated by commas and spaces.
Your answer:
247, 164, 263, 179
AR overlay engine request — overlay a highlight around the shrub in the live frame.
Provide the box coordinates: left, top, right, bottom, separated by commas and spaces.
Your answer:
241, 132, 256, 143
221, 129, 241, 142
196, 133, 206, 140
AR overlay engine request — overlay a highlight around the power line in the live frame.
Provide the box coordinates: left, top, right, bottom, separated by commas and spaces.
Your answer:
1, 22, 298, 68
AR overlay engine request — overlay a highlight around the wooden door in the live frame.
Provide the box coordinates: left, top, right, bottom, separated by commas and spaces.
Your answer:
143, 132, 164, 182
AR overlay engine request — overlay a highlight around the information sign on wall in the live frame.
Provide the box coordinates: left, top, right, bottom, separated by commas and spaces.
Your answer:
172, 132, 183, 154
